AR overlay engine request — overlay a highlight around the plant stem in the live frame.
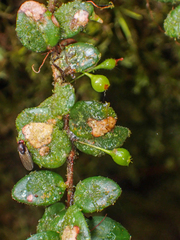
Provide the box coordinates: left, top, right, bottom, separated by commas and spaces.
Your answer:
51, 59, 65, 84
77, 141, 111, 155
66, 147, 76, 207
47, 0, 56, 12
64, 114, 76, 208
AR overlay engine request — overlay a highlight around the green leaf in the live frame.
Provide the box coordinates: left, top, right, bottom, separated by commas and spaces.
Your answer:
52, 83, 76, 116
54, 1, 94, 39
16, 83, 75, 134
26, 231, 60, 240
87, 216, 131, 239
12, 170, 66, 206
17, 125, 71, 169
16, 107, 56, 132
69, 100, 130, 156
74, 176, 122, 213
75, 126, 130, 157
69, 101, 117, 139
164, 6, 180, 39
37, 203, 66, 233
39, 83, 75, 117
51, 43, 101, 75
16, 86, 74, 169
59, 205, 91, 240
16, 1, 60, 52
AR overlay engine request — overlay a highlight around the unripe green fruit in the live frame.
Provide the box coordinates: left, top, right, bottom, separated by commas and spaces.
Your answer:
110, 148, 131, 166
84, 73, 110, 92
77, 141, 131, 167
92, 58, 123, 71
93, 58, 116, 70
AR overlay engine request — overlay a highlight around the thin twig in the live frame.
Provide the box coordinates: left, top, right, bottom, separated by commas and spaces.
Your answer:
90, 214, 107, 232
32, 51, 50, 73
47, 0, 55, 12
87, 1, 114, 9
66, 148, 76, 207
64, 114, 77, 208
146, 0, 164, 33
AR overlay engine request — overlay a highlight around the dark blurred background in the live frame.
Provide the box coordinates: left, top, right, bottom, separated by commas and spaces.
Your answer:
1, 0, 180, 239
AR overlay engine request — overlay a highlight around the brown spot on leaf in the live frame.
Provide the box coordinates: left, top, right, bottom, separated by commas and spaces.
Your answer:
87, 116, 117, 137
70, 10, 89, 30
19, 1, 47, 21
22, 122, 53, 148
62, 225, 80, 240
39, 146, 50, 156
47, 118, 56, 125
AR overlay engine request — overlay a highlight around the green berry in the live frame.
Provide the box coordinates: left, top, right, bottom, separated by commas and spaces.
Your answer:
84, 73, 110, 92
93, 59, 116, 70
110, 148, 131, 166
92, 58, 123, 71
77, 141, 131, 167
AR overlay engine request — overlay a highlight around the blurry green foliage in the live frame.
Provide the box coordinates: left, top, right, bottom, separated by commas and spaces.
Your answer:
1, 0, 180, 239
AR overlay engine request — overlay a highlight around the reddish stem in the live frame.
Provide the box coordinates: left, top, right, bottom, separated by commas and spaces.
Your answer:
64, 114, 77, 208
66, 148, 76, 207
115, 58, 124, 64
47, 0, 55, 12
32, 51, 51, 73
90, 214, 107, 232
87, 1, 114, 9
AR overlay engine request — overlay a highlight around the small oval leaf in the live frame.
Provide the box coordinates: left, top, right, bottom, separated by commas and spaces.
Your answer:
12, 170, 66, 206
37, 203, 66, 233
18, 126, 71, 169
51, 43, 101, 75
69, 101, 130, 156
74, 176, 122, 213
39, 83, 75, 117
75, 126, 130, 157
16, 1, 61, 52
87, 216, 131, 240
69, 101, 117, 139
59, 204, 91, 240
54, 1, 94, 39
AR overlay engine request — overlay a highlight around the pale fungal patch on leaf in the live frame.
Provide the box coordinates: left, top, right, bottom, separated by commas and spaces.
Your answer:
62, 226, 80, 240
19, 1, 47, 21
87, 116, 117, 137
22, 122, 53, 148
70, 10, 89, 29
39, 146, 50, 156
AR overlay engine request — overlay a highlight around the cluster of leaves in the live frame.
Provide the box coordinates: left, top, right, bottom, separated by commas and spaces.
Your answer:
12, 0, 132, 239
1, 0, 180, 239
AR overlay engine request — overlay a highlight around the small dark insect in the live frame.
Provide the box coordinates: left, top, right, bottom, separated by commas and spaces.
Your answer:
17, 140, 34, 171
